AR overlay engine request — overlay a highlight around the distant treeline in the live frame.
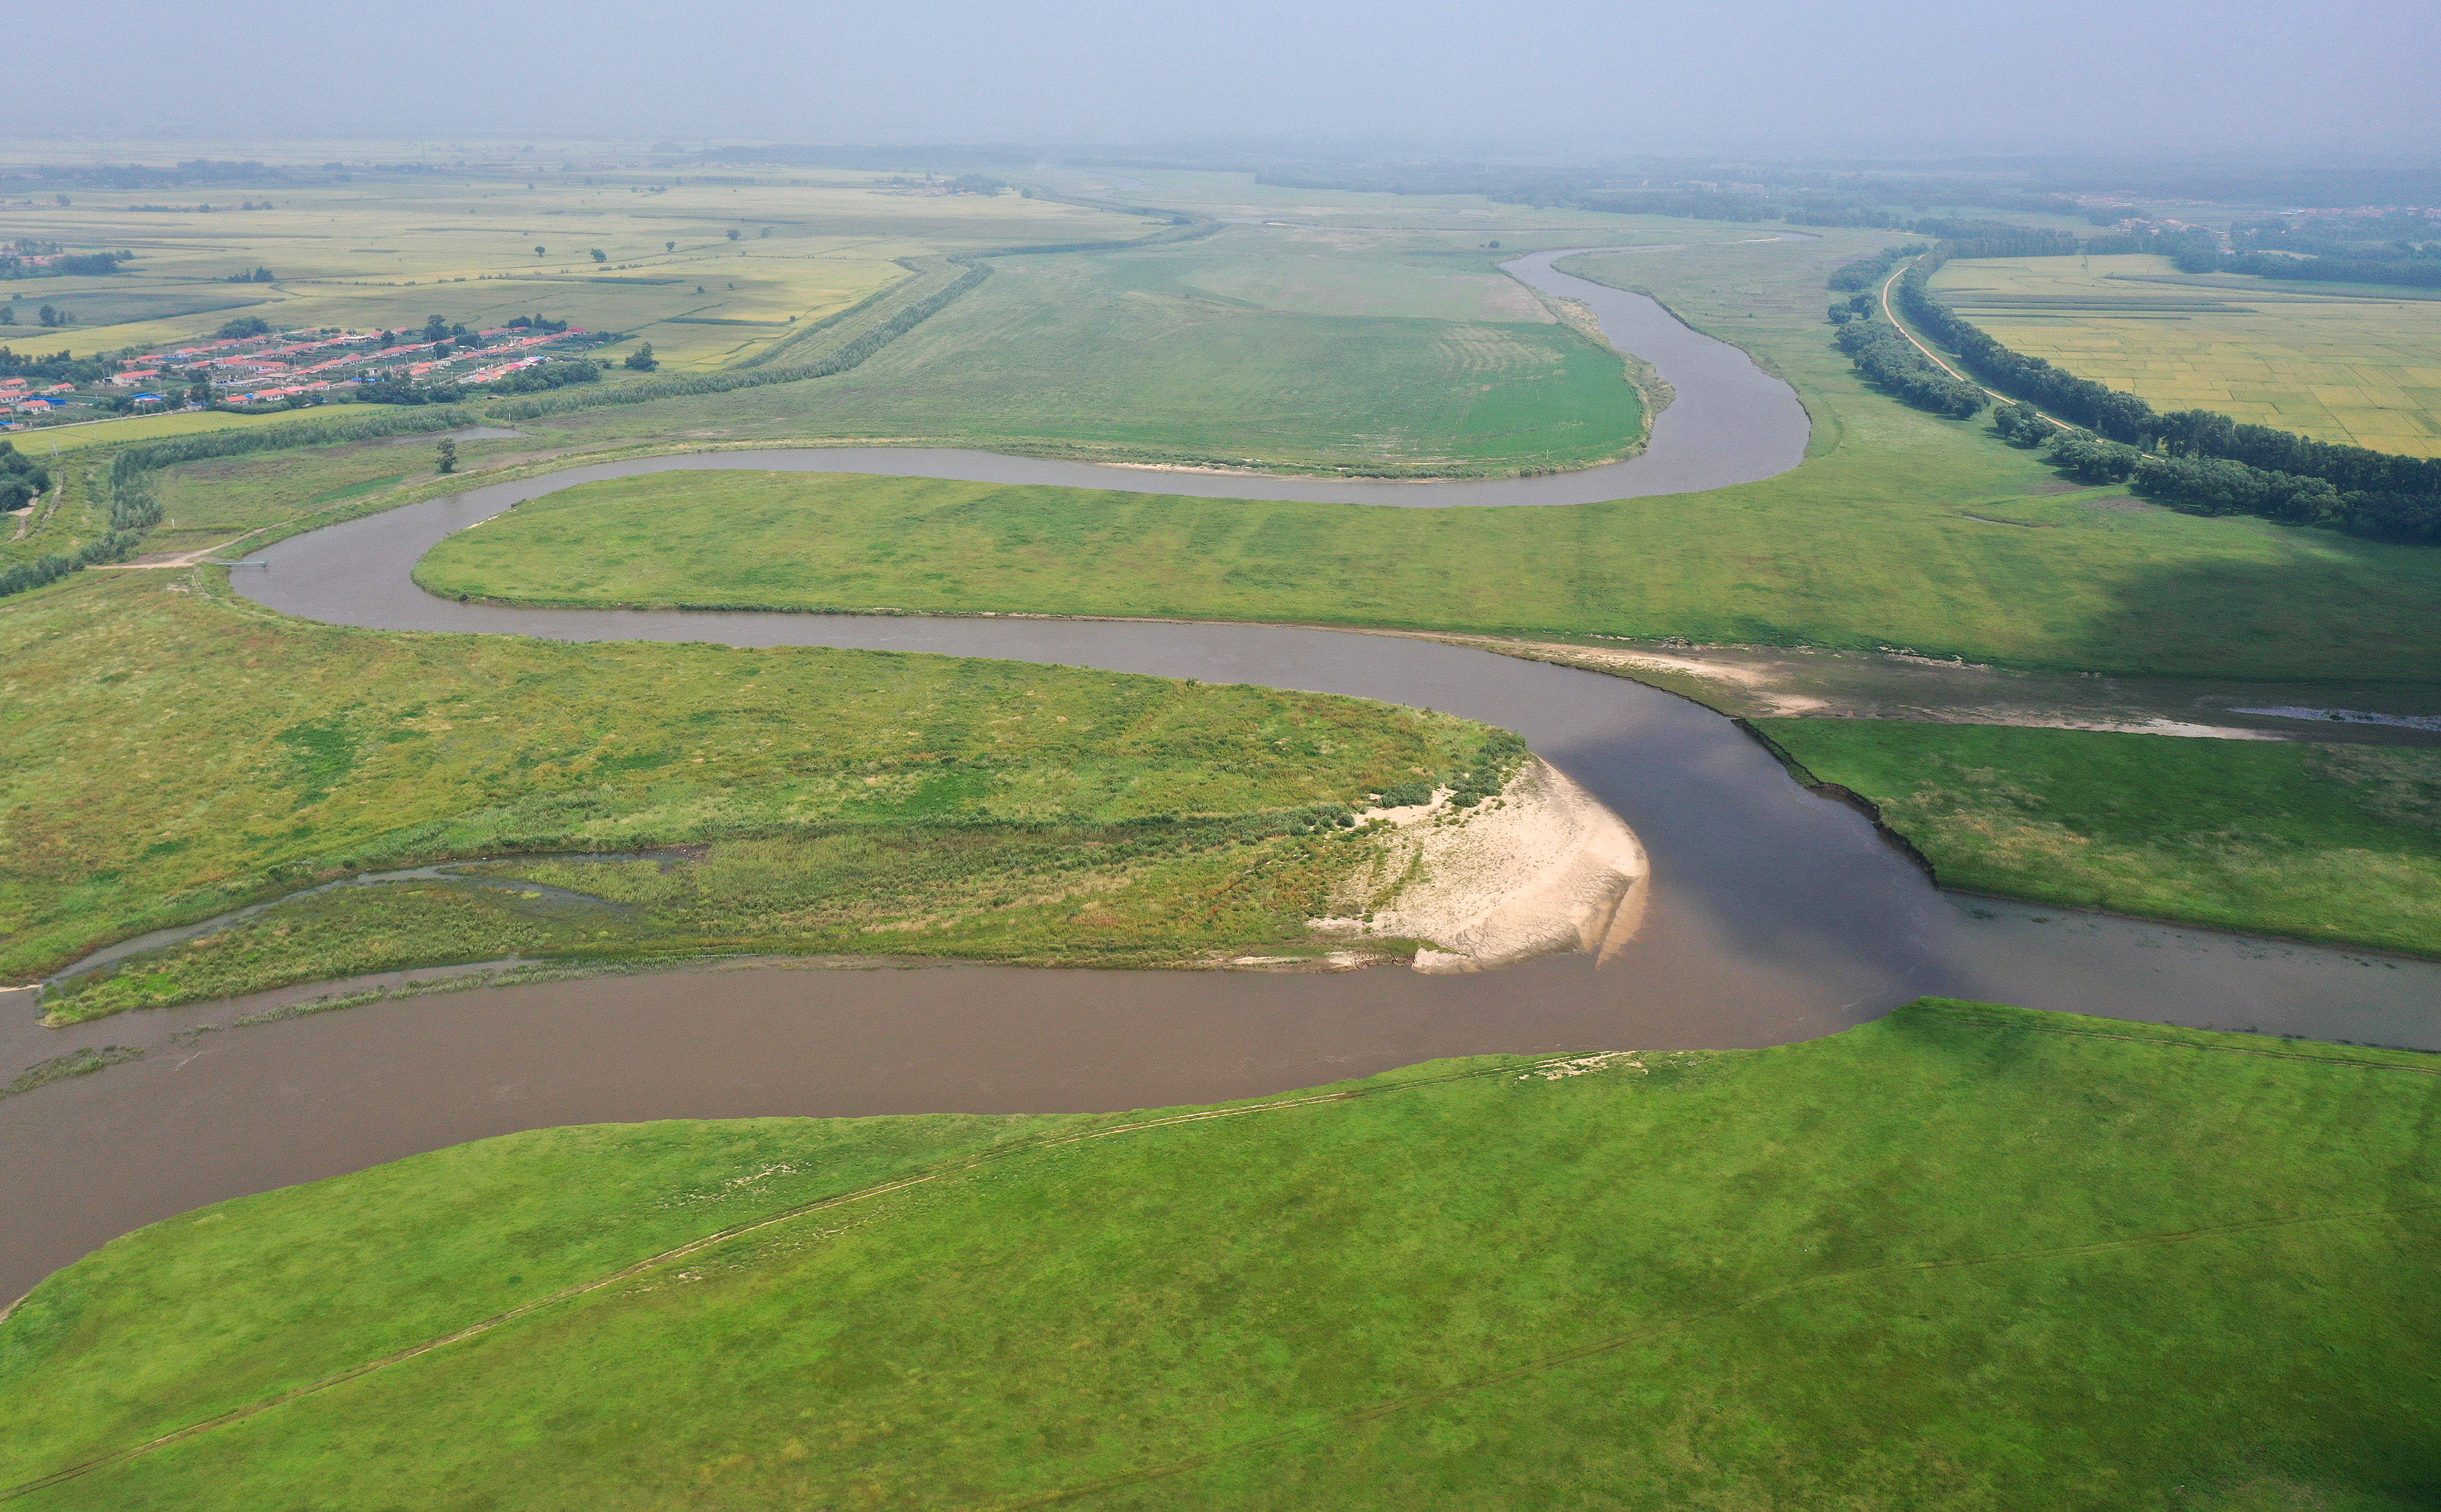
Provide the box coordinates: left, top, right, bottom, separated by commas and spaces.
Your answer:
1241, 163, 2089, 228
0, 159, 330, 193
1826, 243, 1926, 292
1838, 237, 2441, 544
0, 251, 134, 280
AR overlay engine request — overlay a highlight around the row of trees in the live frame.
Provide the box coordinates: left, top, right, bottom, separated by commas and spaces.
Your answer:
1831, 317, 1985, 417
1826, 243, 1925, 293
2046, 436, 2345, 525
0, 250, 132, 279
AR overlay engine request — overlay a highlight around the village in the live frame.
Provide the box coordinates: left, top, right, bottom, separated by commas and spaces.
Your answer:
2, 315, 597, 431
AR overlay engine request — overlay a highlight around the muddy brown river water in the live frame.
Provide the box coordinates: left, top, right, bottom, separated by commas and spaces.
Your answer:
4, 251, 2434, 1300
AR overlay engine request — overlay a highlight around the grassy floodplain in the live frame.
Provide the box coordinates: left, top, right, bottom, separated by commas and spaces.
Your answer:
405, 219, 2441, 681
1929, 254, 2441, 456
1756, 721, 2441, 957
415, 463, 2441, 682
502, 223, 1649, 473
5, 1001, 2439, 1509
1, 570, 1495, 1017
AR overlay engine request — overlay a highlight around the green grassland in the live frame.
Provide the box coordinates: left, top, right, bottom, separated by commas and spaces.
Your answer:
7, 1000, 2438, 1510
1757, 721, 2441, 957
414, 459, 2441, 682
1, 569, 1491, 1008
1930, 254, 2441, 456
516, 223, 1648, 473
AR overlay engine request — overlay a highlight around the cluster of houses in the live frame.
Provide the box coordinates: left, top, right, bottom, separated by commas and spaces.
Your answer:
112, 322, 588, 405
3, 376, 85, 416
0, 317, 594, 431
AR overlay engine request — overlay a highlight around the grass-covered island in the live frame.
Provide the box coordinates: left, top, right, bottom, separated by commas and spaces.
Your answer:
2, 571, 1516, 1019
4, 1001, 2436, 1509
413, 465, 2441, 682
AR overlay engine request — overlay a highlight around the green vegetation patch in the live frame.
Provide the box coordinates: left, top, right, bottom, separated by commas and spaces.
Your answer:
43, 816, 1405, 1021
1757, 719, 2441, 956
417, 463, 2441, 682
514, 228, 1646, 475
1, 572, 1488, 999
5, 1001, 2437, 1508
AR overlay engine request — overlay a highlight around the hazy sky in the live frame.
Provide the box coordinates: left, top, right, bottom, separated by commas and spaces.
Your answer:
13, 0, 2438, 156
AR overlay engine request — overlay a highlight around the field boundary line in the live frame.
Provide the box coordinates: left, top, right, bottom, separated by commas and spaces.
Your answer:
0, 1054, 1571, 1501
987, 1198, 2441, 1509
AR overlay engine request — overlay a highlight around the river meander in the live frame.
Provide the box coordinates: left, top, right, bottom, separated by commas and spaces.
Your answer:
3, 251, 2434, 1300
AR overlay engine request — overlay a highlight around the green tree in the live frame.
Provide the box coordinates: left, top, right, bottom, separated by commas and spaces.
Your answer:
590, 248, 608, 264
726, 228, 741, 242
623, 343, 658, 372
436, 439, 458, 474
534, 245, 546, 256
665, 240, 676, 252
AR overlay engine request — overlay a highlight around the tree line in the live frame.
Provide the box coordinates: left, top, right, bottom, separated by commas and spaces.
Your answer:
1831, 319, 1985, 417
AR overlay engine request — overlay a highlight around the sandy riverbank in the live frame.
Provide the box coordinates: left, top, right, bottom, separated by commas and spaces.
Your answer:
1314, 758, 1649, 973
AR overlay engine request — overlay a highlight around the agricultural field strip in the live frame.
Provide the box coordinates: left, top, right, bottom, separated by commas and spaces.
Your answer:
7, 1026, 2432, 1502
1927, 256, 2441, 455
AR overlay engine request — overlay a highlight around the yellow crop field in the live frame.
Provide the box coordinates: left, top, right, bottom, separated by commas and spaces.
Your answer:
0, 167, 1146, 373
1931, 254, 2441, 456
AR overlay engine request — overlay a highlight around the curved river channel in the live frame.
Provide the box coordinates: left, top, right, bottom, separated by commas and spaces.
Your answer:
5, 251, 2437, 1299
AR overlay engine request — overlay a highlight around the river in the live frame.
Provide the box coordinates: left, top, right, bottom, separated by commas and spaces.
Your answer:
3, 249, 2433, 1301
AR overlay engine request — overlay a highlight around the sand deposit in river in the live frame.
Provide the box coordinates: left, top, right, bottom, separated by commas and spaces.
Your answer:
1315, 759, 1648, 973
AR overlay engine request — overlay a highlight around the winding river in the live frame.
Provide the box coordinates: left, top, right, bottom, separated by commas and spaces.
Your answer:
4, 251, 2436, 1300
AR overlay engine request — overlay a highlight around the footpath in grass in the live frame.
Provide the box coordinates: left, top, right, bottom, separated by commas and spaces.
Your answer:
4, 1000, 2436, 1510
0, 571, 1487, 1003
1758, 719, 2441, 957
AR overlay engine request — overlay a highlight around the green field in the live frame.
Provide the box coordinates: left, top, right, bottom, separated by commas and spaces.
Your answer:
414, 461, 2441, 682
1, 570, 1490, 1013
503, 224, 1647, 473
7, 1000, 2437, 1510
1756, 721, 2441, 957
1929, 254, 2441, 456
